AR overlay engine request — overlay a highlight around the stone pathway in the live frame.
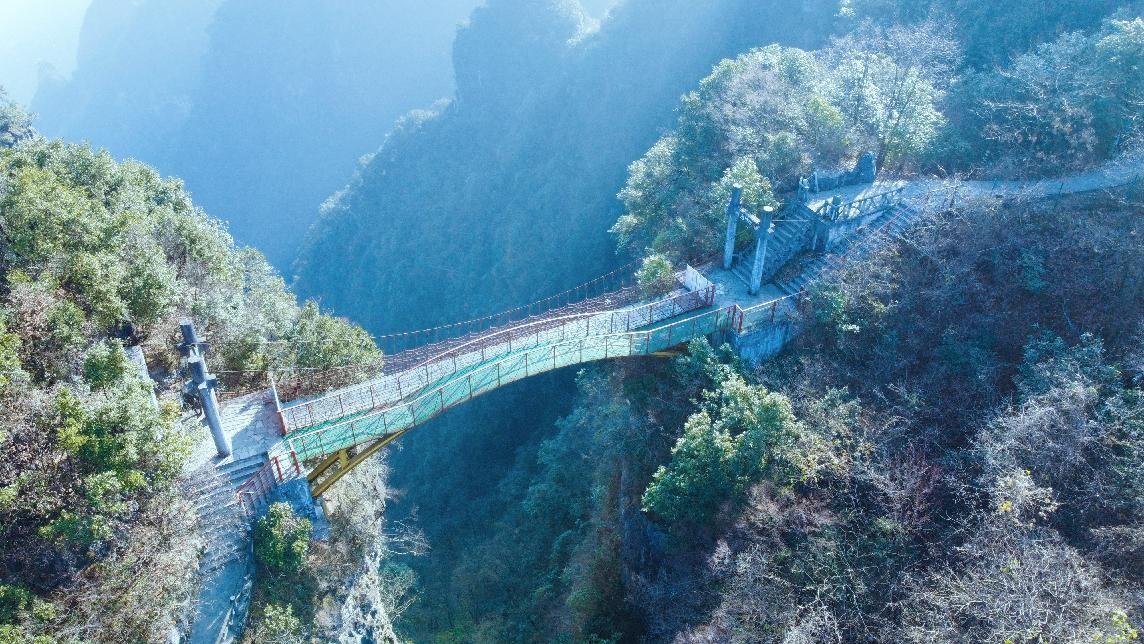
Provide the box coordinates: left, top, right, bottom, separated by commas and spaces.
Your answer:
182, 392, 282, 644
807, 154, 1143, 213
721, 155, 1144, 359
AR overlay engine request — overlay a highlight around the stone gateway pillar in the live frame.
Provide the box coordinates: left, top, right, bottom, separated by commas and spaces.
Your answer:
723, 185, 742, 270
748, 208, 774, 295
179, 320, 231, 457
857, 151, 877, 184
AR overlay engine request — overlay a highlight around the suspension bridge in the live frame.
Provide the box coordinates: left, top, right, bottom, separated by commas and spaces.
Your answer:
179, 155, 1141, 643
198, 156, 1140, 514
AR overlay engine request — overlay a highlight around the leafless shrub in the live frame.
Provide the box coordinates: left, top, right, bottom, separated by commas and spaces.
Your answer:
898, 518, 1133, 643
33, 491, 200, 642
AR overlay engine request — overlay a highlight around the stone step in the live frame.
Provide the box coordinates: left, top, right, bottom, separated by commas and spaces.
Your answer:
757, 203, 915, 298
201, 536, 245, 555
224, 467, 268, 490
194, 476, 239, 494
218, 454, 269, 481
203, 540, 241, 557
202, 521, 246, 538
191, 495, 235, 518
203, 548, 246, 575
733, 264, 751, 283
182, 474, 231, 497
777, 255, 831, 295
198, 503, 244, 524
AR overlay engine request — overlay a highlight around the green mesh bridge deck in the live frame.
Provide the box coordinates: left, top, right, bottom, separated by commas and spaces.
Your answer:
283, 289, 736, 461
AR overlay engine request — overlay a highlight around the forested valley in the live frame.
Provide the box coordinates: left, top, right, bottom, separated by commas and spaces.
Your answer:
1, 0, 1142, 642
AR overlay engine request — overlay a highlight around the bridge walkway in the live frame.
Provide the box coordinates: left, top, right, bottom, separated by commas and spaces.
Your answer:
285, 299, 738, 462
231, 155, 1143, 511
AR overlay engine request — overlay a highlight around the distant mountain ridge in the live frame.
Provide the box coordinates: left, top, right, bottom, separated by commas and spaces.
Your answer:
32, 0, 482, 269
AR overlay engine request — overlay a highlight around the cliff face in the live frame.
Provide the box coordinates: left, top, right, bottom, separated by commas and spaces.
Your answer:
31, 0, 220, 161
329, 551, 402, 644
166, 0, 482, 268
296, 0, 836, 335
310, 459, 416, 644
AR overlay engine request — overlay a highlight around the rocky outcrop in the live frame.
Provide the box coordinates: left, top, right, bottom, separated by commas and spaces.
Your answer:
312, 459, 412, 644
329, 550, 401, 644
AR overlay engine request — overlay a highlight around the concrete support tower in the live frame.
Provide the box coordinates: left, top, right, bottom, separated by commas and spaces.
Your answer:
179, 320, 231, 457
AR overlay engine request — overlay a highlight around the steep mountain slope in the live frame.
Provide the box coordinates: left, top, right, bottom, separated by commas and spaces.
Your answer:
296, 0, 836, 333
31, 0, 220, 162
0, 109, 382, 640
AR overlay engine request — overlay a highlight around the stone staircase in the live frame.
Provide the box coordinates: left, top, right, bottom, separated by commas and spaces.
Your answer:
733, 214, 816, 287
192, 455, 266, 572
776, 203, 918, 296
183, 453, 267, 644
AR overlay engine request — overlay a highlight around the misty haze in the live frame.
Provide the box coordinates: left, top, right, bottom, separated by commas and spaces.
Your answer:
0, 1, 1142, 642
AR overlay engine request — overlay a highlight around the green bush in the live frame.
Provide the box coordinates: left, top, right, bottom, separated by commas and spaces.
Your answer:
643, 374, 801, 524
82, 339, 133, 390
0, 114, 381, 641
45, 300, 86, 353
636, 255, 676, 299
0, 584, 53, 625
254, 503, 313, 576
119, 247, 177, 330
247, 603, 304, 644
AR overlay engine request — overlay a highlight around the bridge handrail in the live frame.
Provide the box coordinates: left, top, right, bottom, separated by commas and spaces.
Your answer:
377, 284, 644, 372
283, 301, 742, 459
281, 287, 691, 416
279, 281, 715, 433
280, 297, 636, 422
370, 259, 643, 354
816, 185, 906, 222
240, 300, 733, 512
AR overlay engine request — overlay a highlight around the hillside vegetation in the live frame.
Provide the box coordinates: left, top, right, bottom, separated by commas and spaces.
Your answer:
616, 14, 1144, 265
0, 97, 378, 642
0, 0, 1141, 641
